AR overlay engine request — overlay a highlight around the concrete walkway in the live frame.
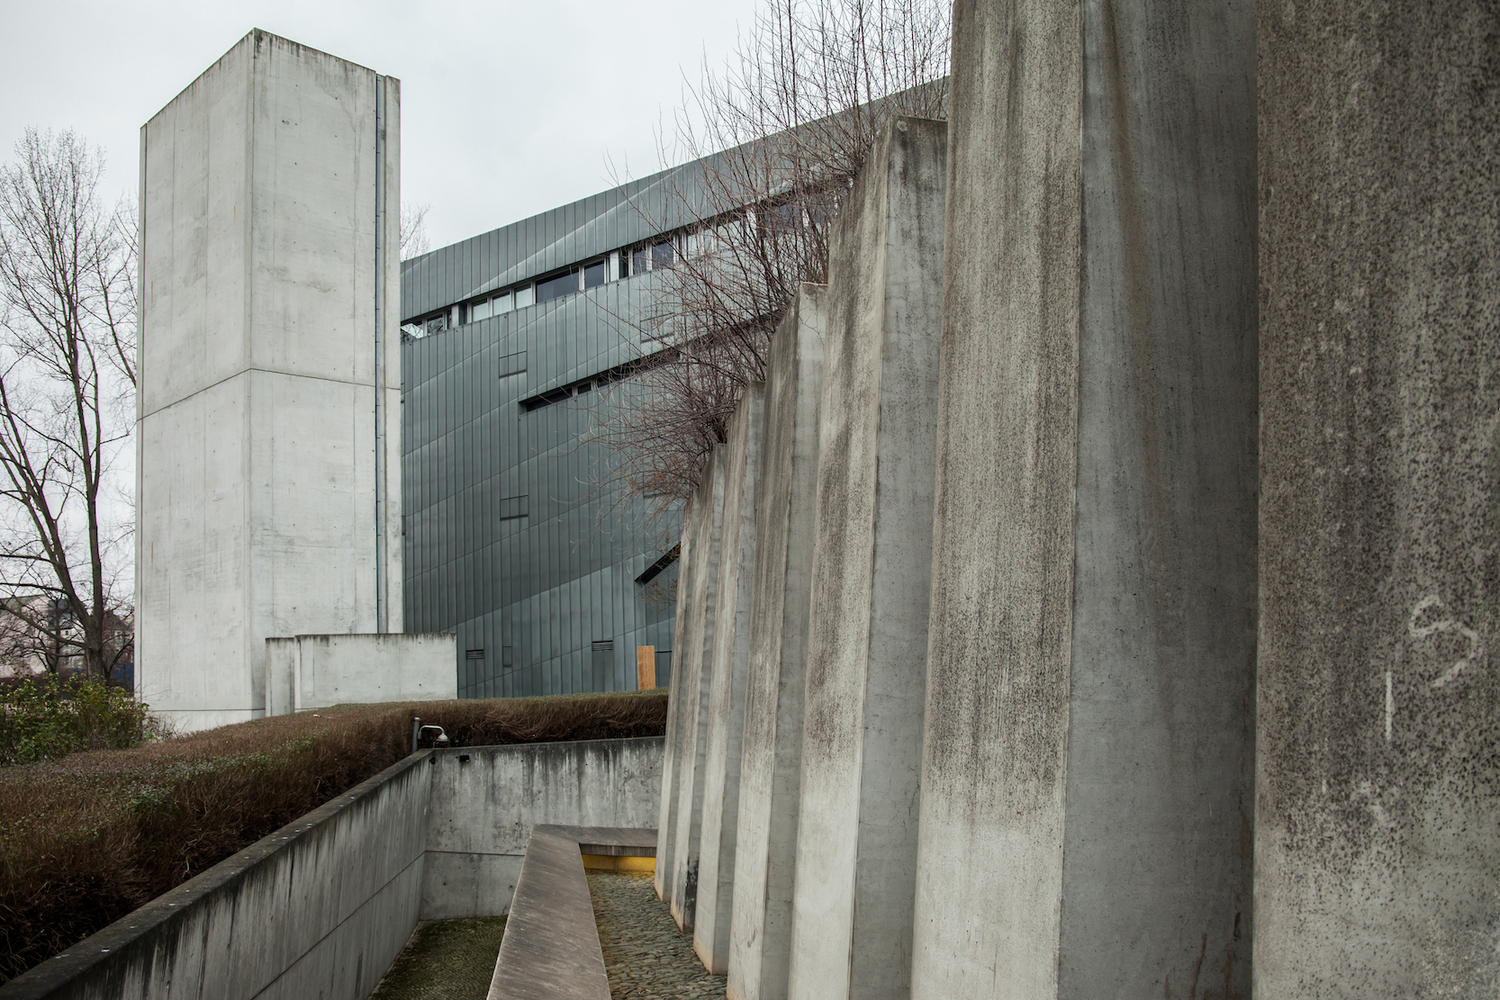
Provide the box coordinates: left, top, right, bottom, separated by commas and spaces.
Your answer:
588, 870, 726, 999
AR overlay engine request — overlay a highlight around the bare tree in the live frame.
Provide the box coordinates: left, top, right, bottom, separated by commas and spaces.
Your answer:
609, 0, 950, 509
0, 129, 136, 680
401, 202, 432, 260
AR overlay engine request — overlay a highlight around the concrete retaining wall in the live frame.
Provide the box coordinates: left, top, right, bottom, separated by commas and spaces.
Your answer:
694, 385, 766, 974
421, 738, 664, 920
264, 632, 458, 715
1256, 3, 1500, 995
727, 287, 825, 1000
787, 117, 947, 1000
0, 753, 433, 1000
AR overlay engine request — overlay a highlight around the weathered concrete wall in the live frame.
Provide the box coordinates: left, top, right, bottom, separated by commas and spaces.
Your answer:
421, 737, 664, 919
786, 118, 946, 1000
1256, 3, 1500, 995
727, 287, 825, 1000
137, 30, 403, 732
654, 498, 698, 902
694, 385, 766, 974
0, 753, 432, 1000
263, 632, 457, 715
910, 1, 1258, 998
669, 452, 728, 931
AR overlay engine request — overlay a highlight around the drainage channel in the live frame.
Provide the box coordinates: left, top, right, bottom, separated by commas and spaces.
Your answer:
586, 870, 726, 1000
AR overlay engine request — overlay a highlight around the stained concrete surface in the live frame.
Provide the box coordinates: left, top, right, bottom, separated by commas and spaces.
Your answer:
1256, 2, 1500, 995
911, 1, 1258, 997
727, 287, 826, 1000
422, 739, 663, 920
369, 918, 508, 1000
654, 497, 698, 903
694, 385, 766, 974
669, 452, 728, 931
787, 117, 947, 1000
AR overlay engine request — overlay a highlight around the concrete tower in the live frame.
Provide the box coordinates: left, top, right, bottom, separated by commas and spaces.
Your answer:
136, 30, 402, 731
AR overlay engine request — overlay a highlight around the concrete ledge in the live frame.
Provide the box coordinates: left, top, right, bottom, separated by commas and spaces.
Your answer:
487, 826, 656, 1000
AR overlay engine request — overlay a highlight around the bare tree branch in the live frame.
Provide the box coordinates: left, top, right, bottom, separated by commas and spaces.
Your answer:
0, 129, 136, 680
602, 0, 950, 515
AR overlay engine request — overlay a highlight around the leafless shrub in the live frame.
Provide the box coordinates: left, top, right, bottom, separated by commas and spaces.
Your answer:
604, 0, 950, 512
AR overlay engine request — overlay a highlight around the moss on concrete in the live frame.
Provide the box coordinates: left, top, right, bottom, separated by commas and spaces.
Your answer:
369, 917, 508, 1000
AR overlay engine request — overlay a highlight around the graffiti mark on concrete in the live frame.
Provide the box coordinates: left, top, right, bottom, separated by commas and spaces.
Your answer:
1408, 595, 1485, 689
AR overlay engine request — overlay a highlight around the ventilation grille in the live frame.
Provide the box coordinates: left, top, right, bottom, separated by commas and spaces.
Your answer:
591, 639, 614, 652
465, 648, 485, 659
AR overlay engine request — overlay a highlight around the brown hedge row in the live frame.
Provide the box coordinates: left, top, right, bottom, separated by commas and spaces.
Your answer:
0, 690, 668, 985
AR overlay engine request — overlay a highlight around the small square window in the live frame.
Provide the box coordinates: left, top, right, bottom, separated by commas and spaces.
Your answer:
583, 261, 606, 289
514, 285, 535, 308
494, 292, 513, 314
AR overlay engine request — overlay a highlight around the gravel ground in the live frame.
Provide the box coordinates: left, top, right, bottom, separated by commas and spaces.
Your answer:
368, 916, 507, 1000
588, 870, 727, 999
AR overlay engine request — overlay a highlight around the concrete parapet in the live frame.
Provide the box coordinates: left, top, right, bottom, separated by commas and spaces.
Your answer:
910, 1, 1257, 997
0, 751, 432, 1000
1256, 3, 1500, 994
786, 117, 947, 1000
727, 287, 826, 1000
694, 384, 767, 974
264, 632, 457, 714
668, 450, 728, 931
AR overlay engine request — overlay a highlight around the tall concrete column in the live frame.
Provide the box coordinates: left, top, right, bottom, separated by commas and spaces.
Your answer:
910, 1, 1257, 998
728, 286, 825, 1000
654, 498, 698, 902
786, 117, 946, 1000
669, 449, 728, 930
136, 30, 403, 731
1256, 3, 1500, 995
694, 384, 767, 974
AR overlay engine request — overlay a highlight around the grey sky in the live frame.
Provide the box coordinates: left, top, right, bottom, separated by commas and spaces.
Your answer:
0, 0, 762, 251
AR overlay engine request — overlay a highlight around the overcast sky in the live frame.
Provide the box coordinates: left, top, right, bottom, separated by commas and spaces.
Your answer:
0, 0, 762, 250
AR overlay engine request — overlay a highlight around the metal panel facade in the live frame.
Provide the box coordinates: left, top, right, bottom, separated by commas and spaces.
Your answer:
399, 175, 690, 697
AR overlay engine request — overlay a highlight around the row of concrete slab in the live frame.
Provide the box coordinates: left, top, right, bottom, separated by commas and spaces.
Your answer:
654, 2, 1497, 999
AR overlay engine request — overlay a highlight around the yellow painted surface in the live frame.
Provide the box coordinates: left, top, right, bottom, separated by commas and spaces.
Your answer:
582, 853, 656, 873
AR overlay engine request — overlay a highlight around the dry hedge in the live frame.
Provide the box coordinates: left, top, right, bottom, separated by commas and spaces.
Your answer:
0, 690, 668, 985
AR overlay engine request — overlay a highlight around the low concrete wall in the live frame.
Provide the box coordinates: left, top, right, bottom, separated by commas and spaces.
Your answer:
421, 737, 665, 920
0, 752, 434, 1000
264, 632, 457, 715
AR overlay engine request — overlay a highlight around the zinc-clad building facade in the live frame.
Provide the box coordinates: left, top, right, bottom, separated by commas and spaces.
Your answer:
399, 164, 706, 697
